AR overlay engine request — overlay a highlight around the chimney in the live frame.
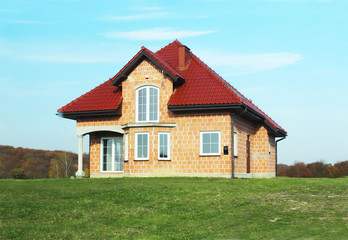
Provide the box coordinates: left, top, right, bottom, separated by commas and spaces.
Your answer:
179, 45, 190, 71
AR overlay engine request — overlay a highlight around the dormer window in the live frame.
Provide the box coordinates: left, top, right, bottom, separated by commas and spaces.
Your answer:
136, 86, 159, 122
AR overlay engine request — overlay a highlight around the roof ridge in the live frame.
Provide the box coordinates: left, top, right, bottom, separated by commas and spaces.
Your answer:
156, 40, 182, 55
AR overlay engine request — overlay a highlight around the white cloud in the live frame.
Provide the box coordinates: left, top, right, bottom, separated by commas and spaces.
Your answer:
100, 12, 167, 21
197, 50, 303, 76
104, 28, 214, 41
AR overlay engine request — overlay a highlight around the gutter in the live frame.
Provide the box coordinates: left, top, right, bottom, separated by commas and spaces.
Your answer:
275, 136, 286, 176
231, 107, 247, 178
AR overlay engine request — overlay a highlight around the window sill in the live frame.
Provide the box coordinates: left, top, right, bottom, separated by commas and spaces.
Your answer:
200, 154, 221, 157
100, 171, 124, 173
158, 159, 171, 161
134, 159, 149, 161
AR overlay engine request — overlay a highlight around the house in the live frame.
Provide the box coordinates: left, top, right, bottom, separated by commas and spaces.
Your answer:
57, 40, 287, 178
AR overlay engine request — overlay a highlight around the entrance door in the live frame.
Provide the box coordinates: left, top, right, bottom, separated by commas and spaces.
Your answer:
114, 137, 123, 172
246, 135, 251, 173
101, 137, 123, 172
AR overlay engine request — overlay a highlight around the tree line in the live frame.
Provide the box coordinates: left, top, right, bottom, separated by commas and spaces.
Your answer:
0, 145, 89, 179
277, 161, 348, 178
1, 145, 347, 179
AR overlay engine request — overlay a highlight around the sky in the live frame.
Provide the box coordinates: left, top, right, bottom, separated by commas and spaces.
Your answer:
0, 0, 347, 165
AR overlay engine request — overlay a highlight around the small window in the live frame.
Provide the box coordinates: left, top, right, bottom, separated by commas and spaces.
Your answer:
200, 131, 221, 156
158, 132, 170, 160
135, 132, 149, 160
136, 86, 159, 122
234, 132, 238, 157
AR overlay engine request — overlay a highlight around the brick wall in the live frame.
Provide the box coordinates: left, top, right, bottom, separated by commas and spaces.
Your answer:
78, 59, 276, 177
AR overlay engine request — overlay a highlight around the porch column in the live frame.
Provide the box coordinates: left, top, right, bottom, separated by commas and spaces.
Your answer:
76, 134, 85, 178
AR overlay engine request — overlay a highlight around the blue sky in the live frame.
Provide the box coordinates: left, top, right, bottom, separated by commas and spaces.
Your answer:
0, 0, 347, 165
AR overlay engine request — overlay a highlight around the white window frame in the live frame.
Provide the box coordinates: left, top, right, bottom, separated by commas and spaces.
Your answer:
135, 86, 159, 123
134, 132, 149, 161
100, 137, 123, 173
124, 133, 129, 161
234, 132, 238, 157
200, 131, 221, 156
158, 132, 170, 160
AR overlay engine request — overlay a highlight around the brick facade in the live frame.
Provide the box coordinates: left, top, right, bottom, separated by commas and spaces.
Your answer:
77, 60, 276, 178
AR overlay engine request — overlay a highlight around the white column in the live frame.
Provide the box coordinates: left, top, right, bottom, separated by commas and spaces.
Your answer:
76, 134, 85, 178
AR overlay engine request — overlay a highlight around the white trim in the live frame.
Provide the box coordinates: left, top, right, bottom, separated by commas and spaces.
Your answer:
100, 137, 124, 173
121, 123, 177, 129
234, 131, 238, 157
200, 131, 221, 156
124, 133, 129, 161
134, 132, 149, 160
76, 125, 124, 136
135, 86, 159, 123
158, 132, 170, 160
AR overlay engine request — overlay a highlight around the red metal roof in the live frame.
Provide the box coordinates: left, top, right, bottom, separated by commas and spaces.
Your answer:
58, 40, 285, 134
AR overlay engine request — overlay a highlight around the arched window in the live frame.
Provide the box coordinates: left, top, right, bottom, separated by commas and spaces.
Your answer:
136, 86, 159, 122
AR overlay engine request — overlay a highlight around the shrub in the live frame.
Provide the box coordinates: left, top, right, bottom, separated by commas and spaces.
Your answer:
10, 168, 26, 179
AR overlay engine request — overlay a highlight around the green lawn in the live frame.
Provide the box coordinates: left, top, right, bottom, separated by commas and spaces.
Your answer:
0, 177, 347, 240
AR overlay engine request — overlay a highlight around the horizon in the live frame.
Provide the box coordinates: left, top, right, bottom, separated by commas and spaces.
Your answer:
0, 0, 347, 165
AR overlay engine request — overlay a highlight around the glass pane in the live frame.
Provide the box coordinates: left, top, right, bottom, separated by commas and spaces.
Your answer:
211, 143, 219, 154
202, 133, 210, 145
143, 134, 148, 158
211, 133, 219, 144
203, 143, 210, 154
149, 88, 158, 121
103, 139, 112, 171
138, 88, 147, 121
114, 138, 123, 171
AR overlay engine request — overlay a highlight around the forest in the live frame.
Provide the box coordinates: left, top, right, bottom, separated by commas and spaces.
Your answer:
0, 145, 89, 179
0, 145, 347, 179
278, 161, 348, 178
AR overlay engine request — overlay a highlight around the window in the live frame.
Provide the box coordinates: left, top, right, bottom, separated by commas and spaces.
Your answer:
100, 137, 123, 172
135, 132, 149, 160
136, 86, 159, 122
200, 131, 221, 156
158, 132, 170, 160
233, 132, 238, 157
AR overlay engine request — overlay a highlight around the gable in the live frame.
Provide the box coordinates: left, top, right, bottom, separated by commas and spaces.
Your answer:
110, 47, 185, 87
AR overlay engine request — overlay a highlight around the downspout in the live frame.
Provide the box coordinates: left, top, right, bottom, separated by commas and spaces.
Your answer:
275, 136, 286, 176
231, 108, 247, 178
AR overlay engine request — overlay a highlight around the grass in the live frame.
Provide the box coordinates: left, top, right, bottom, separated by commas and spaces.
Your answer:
0, 177, 347, 240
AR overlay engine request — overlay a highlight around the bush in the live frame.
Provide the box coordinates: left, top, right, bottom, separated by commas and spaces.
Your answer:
10, 168, 26, 179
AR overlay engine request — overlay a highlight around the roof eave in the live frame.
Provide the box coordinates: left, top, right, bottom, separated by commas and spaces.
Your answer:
168, 103, 243, 112
57, 109, 121, 120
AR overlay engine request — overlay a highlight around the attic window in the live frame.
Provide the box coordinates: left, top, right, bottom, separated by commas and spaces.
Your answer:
136, 86, 159, 122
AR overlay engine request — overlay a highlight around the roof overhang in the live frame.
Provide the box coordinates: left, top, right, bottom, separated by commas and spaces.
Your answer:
110, 50, 185, 87
57, 109, 121, 120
